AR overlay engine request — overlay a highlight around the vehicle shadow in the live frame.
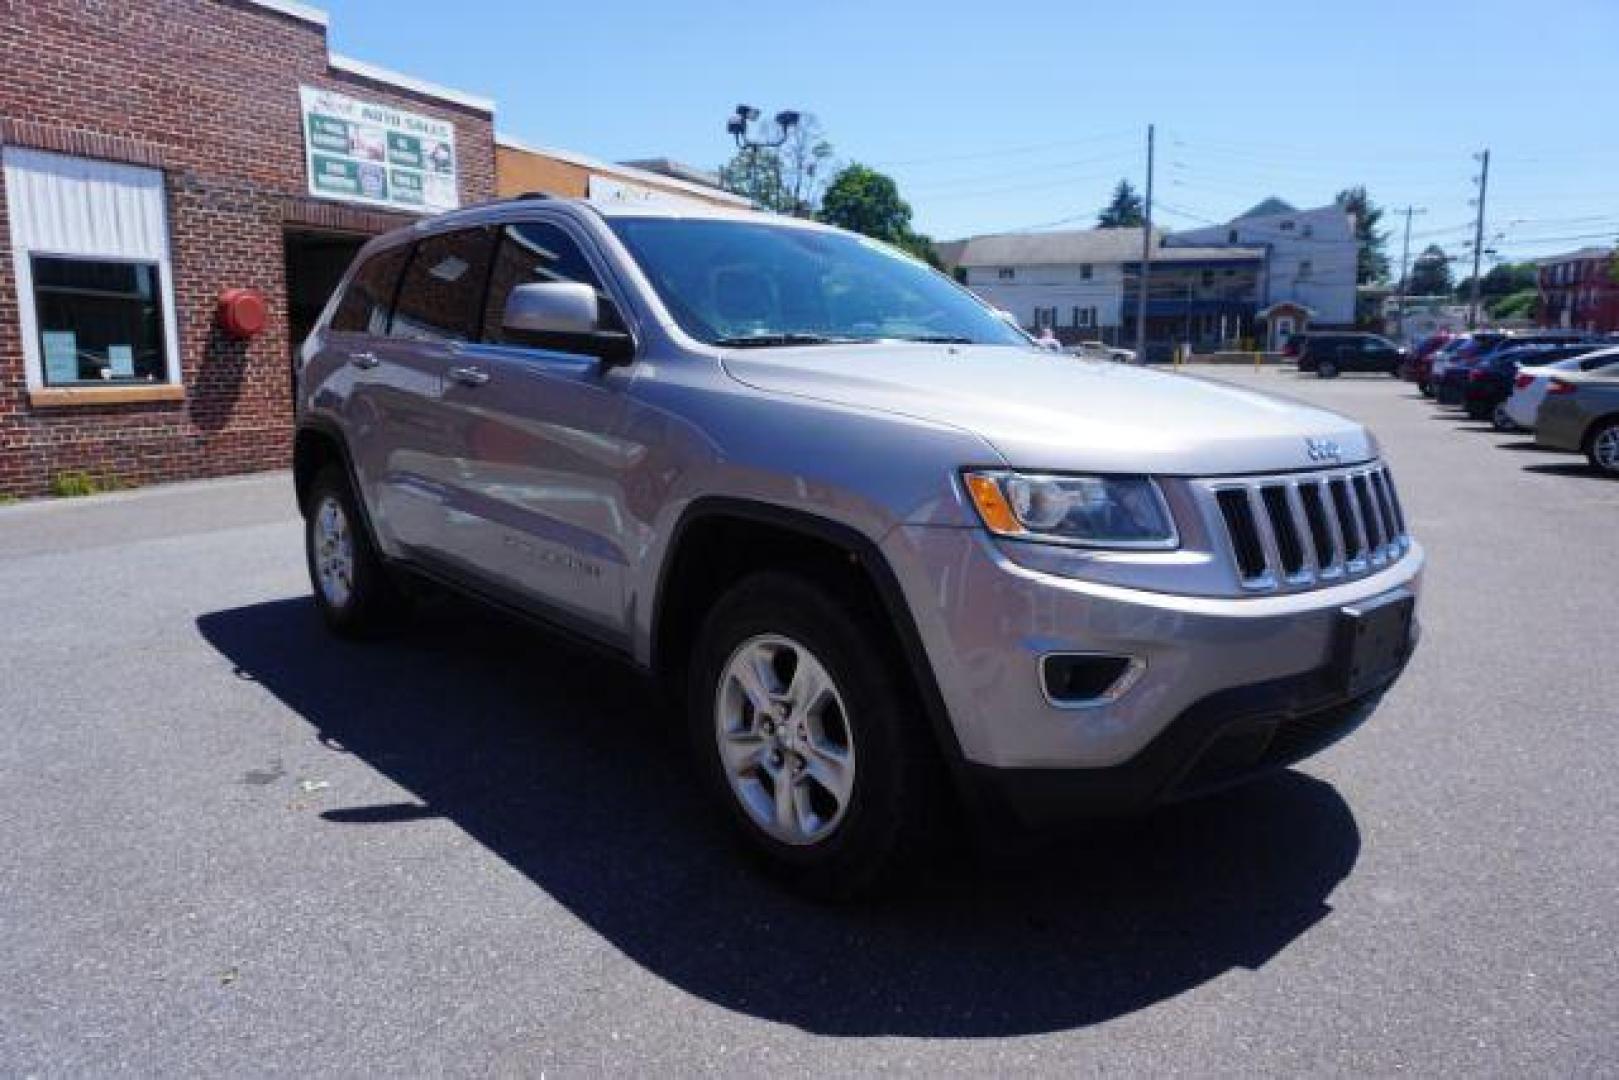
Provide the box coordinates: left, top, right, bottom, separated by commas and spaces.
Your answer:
1523, 461, 1610, 480
196, 597, 1362, 1038
1496, 439, 1564, 453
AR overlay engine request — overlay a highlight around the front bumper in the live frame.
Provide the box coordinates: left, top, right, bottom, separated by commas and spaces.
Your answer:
882, 525, 1424, 781
965, 657, 1403, 824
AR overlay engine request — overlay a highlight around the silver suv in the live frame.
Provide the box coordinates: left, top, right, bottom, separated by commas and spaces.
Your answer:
294, 197, 1423, 897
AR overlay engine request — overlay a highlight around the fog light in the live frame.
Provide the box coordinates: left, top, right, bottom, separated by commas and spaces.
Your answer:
1041, 653, 1144, 707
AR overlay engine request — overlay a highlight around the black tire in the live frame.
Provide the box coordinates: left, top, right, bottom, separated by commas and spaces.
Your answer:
1317, 359, 1340, 379
1418, 380, 1434, 397
1491, 405, 1517, 432
1585, 418, 1619, 477
687, 571, 943, 899
1465, 401, 1491, 422
303, 465, 406, 637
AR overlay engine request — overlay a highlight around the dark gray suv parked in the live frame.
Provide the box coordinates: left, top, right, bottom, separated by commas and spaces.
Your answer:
294, 197, 1423, 896
1293, 332, 1406, 378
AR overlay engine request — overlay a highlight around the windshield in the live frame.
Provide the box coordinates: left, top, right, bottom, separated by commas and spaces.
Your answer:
607, 217, 1029, 349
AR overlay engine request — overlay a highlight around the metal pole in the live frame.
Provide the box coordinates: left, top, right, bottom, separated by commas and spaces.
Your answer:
1394, 204, 1423, 340
1468, 150, 1490, 329
1134, 123, 1154, 361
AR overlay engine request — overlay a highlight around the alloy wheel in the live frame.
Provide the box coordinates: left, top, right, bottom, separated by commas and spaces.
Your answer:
313, 495, 355, 609
1593, 424, 1619, 473
714, 634, 856, 846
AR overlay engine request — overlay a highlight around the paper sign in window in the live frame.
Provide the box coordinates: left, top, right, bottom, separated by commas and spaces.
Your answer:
43, 331, 78, 384
108, 345, 135, 378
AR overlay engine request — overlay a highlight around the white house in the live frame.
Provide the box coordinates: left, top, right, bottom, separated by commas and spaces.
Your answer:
1169, 198, 1358, 326
951, 228, 1138, 335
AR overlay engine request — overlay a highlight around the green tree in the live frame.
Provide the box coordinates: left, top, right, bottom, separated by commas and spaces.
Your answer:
1097, 179, 1145, 228
718, 147, 792, 213
1407, 244, 1453, 296
1335, 185, 1390, 284
1488, 288, 1538, 320
817, 163, 938, 265
779, 114, 835, 216
717, 115, 836, 217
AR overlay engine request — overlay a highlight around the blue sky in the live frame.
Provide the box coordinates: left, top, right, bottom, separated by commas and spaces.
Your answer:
321, 0, 1619, 268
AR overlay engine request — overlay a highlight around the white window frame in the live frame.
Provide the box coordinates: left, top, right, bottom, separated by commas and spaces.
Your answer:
2, 148, 182, 391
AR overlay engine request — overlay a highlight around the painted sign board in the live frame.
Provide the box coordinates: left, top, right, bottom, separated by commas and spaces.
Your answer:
299, 86, 458, 213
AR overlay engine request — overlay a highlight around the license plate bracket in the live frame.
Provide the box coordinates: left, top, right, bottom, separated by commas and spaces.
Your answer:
1333, 591, 1415, 697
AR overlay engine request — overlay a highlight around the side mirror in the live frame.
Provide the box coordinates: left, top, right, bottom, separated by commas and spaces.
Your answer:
502, 282, 634, 365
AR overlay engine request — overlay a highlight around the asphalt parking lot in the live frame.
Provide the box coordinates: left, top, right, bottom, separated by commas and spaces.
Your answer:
2, 366, 1615, 1074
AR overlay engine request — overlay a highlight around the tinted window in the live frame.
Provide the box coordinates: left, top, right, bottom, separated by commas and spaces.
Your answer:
330, 244, 409, 335
481, 221, 619, 345
390, 228, 495, 343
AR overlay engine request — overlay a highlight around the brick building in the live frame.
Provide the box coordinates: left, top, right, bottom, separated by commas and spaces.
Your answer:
1537, 246, 1619, 333
0, 0, 498, 496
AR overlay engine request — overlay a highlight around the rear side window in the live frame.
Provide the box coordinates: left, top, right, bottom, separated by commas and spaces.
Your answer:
390, 228, 496, 343
481, 220, 619, 345
329, 244, 409, 334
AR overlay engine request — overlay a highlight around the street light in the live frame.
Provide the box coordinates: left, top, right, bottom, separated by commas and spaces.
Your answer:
726, 104, 801, 150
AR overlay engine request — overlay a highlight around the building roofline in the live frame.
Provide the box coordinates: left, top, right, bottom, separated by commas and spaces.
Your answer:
328, 53, 494, 114
495, 134, 751, 206
243, 0, 328, 26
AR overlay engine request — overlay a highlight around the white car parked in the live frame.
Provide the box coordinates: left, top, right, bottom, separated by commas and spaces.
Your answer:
1503, 347, 1619, 431
1067, 340, 1137, 363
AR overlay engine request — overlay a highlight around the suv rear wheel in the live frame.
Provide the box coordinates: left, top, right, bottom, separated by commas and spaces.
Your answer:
1316, 358, 1340, 379
688, 571, 939, 899
304, 465, 405, 637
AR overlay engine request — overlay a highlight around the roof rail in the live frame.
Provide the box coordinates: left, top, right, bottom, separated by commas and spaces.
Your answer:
516, 191, 552, 200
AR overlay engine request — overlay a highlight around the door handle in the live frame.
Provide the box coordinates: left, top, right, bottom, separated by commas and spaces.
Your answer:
349, 351, 381, 370
448, 365, 490, 387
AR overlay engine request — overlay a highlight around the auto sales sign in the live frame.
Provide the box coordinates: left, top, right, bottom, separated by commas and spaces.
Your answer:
300, 87, 459, 214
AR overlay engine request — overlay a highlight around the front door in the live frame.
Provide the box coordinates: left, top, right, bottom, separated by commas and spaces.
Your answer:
432, 218, 635, 641
1273, 316, 1295, 351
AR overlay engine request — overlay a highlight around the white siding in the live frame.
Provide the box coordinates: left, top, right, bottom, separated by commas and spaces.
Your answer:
1175, 205, 1357, 324
962, 263, 1124, 329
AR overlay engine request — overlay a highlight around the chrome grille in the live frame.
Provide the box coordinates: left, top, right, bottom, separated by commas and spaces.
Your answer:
1209, 464, 1410, 591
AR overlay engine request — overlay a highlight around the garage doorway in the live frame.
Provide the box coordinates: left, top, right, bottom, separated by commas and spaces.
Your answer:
283, 229, 369, 353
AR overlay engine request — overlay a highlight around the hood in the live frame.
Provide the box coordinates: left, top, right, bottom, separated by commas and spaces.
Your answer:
721, 345, 1375, 475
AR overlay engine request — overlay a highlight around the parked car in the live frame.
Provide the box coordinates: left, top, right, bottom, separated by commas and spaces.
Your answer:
1430, 331, 1593, 403
1293, 332, 1406, 378
1399, 332, 1453, 384
294, 197, 1422, 896
1415, 336, 1472, 396
1068, 340, 1136, 362
1437, 342, 1597, 416
1427, 332, 1507, 393
1506, 347, 1619, 431
1534, 367, 1619, 475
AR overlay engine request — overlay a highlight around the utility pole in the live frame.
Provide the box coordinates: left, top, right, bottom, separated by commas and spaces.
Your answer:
1134, 123, 1154, 361
1394, 204, 1426, 338
1467, 149, 1490, 328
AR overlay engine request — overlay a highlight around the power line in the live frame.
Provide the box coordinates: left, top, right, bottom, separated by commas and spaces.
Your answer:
873, 127, 1139, 167
903, 150, 1137, 194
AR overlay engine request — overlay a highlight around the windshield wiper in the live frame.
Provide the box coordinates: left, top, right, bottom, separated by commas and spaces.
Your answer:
886, 335, 976, 344
713, 332, 866, 348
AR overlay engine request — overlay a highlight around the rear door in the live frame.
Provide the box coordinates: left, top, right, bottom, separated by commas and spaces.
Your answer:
368, 226, 497, 559
429, 216, 637, 640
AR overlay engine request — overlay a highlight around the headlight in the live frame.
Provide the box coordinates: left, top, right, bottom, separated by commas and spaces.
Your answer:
963, 471, 1178, 549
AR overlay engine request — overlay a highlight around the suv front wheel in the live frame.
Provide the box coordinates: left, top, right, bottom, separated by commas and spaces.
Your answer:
688, 572, 940, 898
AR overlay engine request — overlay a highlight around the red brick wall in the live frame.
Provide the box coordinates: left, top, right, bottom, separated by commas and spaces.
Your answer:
0, 0, 497, 495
